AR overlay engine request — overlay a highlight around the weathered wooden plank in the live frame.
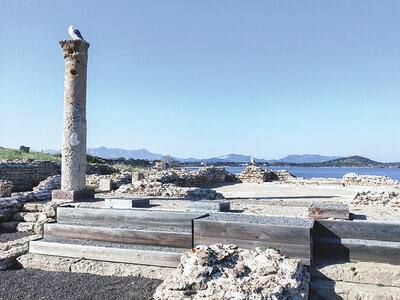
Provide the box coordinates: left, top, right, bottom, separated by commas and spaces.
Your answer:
44, 223, 192, 248
315, 220, 400, 242
308, 204, 349, 220
314, 240, 400, 265
194, 219, 310, 244
29, 240, 182, 267
57, 207, 207, 230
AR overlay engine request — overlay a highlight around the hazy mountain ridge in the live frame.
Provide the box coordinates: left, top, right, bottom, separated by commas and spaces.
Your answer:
41, 147, 398, 166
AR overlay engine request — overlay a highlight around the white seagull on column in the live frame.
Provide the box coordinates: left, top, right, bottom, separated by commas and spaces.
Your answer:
68, 25, 86, 41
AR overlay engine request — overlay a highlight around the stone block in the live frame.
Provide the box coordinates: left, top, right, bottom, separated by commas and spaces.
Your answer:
104, 198, 150, 209
52, 189, 94, 202
187, 200, 230, 213
308, 204, 349, 220
99, 179, 112, 191
132, 172, 144, 183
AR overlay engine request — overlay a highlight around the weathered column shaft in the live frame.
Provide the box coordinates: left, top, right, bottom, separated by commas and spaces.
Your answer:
59, 40, 90, 191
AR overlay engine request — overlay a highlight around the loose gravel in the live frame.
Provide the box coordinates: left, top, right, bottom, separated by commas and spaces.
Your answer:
0, 232, 34, 243
0, 268, 162, 300
43, 238, 189, 253
203, 212, 313, 227
60, 222, 191, 233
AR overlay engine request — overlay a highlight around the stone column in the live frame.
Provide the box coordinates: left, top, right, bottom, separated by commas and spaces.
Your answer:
52, 39, 93, 202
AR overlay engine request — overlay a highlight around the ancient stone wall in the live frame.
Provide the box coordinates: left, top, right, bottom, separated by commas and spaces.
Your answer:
0, 161, 61, 192
86, 163, 118, 175
343, 173, 400, 187
235, 166, 296, 183
145, 167, 227, 187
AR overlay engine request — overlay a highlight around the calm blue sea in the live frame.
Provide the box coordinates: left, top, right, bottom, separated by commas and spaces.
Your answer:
186, 166, 400, 181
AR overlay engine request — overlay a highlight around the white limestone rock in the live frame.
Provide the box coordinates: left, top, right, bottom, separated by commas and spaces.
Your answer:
153, 244, 309, 300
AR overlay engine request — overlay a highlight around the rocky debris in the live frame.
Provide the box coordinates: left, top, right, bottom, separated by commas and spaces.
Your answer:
343, 173, 400, 187
116, 180, 223, 200
86, 172, 132, 190
269, 170, 296, 182
0, 180, 13, 197
86, 163, 118, 175
0, 234, 40, 270
153, 244, 309, 300
115, 167, 226, 200
0, 175, 61, 231
12, 175, 61, 202
352, 190, 400, 206
146, 166, 227, 187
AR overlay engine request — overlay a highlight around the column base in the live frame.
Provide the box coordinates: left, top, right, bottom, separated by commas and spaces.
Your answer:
52, 189, 95, 203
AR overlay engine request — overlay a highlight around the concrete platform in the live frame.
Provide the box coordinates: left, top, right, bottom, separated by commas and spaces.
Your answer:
104, 198, 150, 209
187, 200, 230, 213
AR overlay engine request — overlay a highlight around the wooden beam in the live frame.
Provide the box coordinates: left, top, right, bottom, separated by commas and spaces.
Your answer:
57, 207, 207, 230
29, 240, 183, 268
315, 220, 400, 242
44, 223, 192, 248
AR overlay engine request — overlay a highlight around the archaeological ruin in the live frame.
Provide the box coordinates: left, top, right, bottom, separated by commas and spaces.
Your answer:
1, 37, 400, 300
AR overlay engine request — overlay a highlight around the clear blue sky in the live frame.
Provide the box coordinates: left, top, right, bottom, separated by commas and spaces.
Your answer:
1, 1, 399, 162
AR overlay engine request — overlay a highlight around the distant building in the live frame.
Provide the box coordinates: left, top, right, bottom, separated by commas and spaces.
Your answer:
19, 146, 30, 153
155, 162, 167, 171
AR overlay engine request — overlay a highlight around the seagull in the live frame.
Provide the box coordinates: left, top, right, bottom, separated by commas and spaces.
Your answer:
68, 25, 86, 41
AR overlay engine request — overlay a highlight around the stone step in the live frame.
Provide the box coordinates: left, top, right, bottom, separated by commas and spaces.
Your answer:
22, 202, 46, 212
43, 222, 193, 248
16, 222, 35, 232
29, 239, 185, 268
56, 207, 207, 231
13, 212, 42, 222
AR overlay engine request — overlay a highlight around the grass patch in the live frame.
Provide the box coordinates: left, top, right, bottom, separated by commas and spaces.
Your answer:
111, 164, 150, 173
0, 147, 61, 163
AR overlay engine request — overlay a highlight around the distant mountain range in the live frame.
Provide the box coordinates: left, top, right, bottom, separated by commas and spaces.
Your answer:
43, 147, 342, 164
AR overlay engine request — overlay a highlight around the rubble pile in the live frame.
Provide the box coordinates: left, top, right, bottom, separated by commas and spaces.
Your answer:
352, 190, 400, 206
86, 172, 132, 190
146, 166, 227, 187
154, 244, 309, 300
269, 170, 296, 182
116, 180, 223, 200
115, 167, 226, 199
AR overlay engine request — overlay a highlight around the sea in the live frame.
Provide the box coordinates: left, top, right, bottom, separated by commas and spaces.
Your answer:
186, 166, 400, 182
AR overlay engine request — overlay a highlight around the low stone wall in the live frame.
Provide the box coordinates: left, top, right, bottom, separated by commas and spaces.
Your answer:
146, 166, 227, 187
352, 190, 400, 206
0, 161, 61, 192
0, 180, 13, 197
343, 173, 400, 187
0, 175, 61, 231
